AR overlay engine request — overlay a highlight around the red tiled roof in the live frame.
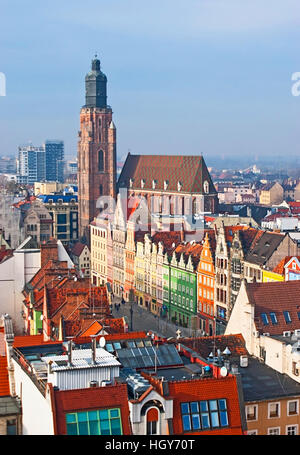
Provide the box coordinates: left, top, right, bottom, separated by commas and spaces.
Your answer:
168, 376, 244, 435
272, 256, 296, 275
180, 334, 248, 359
238, 228, 260, 252
13, 335, 59, 348
175, 242, 203, 269
53, 383, 132, 435
71, 242, 87, 257
0, 248, 13, 263
262, 212, 291, 222
246, 281, 300, 335
118, 154, 217, 195
151, 231, 183, 254
73, 331, 147, 346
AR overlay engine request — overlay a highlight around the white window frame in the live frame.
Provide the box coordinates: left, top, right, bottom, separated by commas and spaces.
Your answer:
268, 402, 280, 419
246, 405, 258, 422
287, 399, 299, 416
286, 424, 298, 435
268, 427, 280, 435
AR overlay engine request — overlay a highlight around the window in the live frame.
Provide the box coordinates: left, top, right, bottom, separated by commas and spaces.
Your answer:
268, 427, 280, 435
246, 405, 257, 421
269, 313, 278, 325
98, 150, 104, 171
147, 420, 157, 435
288, 400, 298, 416
247, 430, 258, 435
6, 419, 17, 435
180, 399, 228, 432
268, 402, 280, 418
283, 311, 292, 324
292, 362, 299, 376
66, 408, 123, 435
261, 313, 269, 325
286, 425, 298, 435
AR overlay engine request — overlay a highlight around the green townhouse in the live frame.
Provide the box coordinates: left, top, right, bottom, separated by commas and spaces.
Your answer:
162, 243, 200, 328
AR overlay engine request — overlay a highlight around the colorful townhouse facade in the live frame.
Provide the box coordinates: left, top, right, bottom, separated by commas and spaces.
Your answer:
163, 242, 200, 328
197, 232, 216, 336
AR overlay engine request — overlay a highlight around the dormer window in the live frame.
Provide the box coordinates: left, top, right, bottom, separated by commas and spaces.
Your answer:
129, 178, 134, 188
177, 181, 182, 191
164, 180, 169, 190
152, 179, 157, 190
141, 179, 145, 189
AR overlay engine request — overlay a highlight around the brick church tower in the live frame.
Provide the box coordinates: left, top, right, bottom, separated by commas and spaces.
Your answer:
78, 56, 117, 242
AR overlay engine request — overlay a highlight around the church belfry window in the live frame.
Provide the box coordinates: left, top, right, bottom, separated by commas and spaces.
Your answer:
98, 150, 104, 171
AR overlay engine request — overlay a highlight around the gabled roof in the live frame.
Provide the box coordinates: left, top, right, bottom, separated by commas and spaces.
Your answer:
118, 153, 217, 195
238, 228, 260, 253
261, 182, 281, 191
167, 375, 243, 435
70, 242, 87, 257
244, 231, 284, 265
272, 256, 298, 275
53, 383, 132, 435
246, 280, 300, 335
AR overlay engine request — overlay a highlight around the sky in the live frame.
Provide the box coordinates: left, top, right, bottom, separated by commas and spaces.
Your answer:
0, 0, 300, 168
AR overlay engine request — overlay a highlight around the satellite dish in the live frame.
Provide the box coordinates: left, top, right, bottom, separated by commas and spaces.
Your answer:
99, 336, 106, 348
220, 366, 228, 377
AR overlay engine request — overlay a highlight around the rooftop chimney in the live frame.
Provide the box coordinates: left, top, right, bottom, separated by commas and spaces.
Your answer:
41, 238, 59, 267
91, 336, 97, 365
67, 340, 73, 367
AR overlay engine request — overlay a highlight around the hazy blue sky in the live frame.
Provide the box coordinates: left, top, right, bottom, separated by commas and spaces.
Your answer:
0, 0, 300, 166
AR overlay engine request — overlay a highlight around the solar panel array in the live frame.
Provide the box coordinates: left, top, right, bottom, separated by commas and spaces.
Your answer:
108, 342, 183, 369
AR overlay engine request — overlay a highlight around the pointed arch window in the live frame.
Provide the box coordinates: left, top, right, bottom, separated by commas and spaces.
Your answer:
98, 150, 104, 172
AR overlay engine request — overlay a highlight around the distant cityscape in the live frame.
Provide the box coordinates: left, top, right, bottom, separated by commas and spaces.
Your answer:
1, 33, 300, 441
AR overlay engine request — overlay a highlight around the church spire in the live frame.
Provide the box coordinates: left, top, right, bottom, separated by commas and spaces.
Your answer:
85, 56, 107, 108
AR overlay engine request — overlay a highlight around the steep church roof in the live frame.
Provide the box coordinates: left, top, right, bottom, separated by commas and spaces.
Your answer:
118, 154, 217, 195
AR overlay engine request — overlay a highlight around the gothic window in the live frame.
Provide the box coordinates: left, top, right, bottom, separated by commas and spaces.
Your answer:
98, 119, 102, 142
98, 150, 104, 172
203, 180, 209, 194
99, 184, 103, 196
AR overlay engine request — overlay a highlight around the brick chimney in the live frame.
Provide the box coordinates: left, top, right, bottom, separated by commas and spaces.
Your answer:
41, 238, 59, 267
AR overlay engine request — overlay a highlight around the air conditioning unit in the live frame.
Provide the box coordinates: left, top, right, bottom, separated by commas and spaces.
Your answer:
283, 331, 291, 337
262, 332, 270, 337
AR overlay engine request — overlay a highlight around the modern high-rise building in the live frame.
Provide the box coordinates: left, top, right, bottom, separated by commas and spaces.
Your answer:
16, 141, 65, 185
78, 56, 117, 242
17, 145, 45, 184
45, 140, 64, 182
